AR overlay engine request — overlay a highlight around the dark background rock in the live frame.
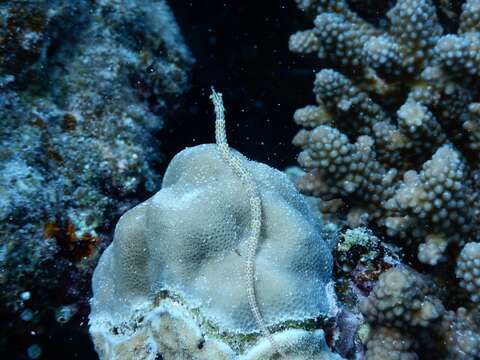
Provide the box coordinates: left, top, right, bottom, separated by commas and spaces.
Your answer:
0, 1, 192, 358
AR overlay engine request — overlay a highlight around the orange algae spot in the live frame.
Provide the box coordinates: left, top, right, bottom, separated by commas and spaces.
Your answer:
44, 219, 98, 262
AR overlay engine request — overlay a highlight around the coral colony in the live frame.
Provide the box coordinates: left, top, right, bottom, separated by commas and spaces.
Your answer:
290, 0, 480, 358
89, 90, 336, 359
2, 0, 480, 359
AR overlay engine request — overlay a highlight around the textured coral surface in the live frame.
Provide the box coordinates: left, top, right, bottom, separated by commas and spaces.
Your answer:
4, 0, 480, 358
0, 0, 192, 357
290, 0, 480, 358
90, 143, 336, 358
91, 297, 343, 360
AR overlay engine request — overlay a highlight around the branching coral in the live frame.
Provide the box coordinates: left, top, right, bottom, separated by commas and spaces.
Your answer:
290, 0, 480, 263
457, 242, 480, 304
365, 326, 418, 360
360, 267, 444, 329
290, 0, 480, 358
439, 307, 480, 359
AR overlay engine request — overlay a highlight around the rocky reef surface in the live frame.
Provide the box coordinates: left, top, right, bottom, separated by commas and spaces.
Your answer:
0, 0, 192, 357
4, 0, 480, 359
290, 0, 480, 358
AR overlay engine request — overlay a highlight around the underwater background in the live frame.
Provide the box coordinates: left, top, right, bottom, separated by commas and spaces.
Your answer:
2, 0, 480, 359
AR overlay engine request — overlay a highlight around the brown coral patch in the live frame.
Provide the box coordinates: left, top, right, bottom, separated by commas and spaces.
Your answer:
7, 6, 45, 33
352, 260, 392, 294
44, 219, 98, 262
62, 114, 77, 132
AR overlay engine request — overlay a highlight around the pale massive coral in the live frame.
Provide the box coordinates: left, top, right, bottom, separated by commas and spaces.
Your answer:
290, 0, 480, 358
91, 298, 342, 360
90, 142, 337, 359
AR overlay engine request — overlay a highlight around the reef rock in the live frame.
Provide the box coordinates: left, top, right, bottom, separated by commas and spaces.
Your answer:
0, 0, 193, 354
